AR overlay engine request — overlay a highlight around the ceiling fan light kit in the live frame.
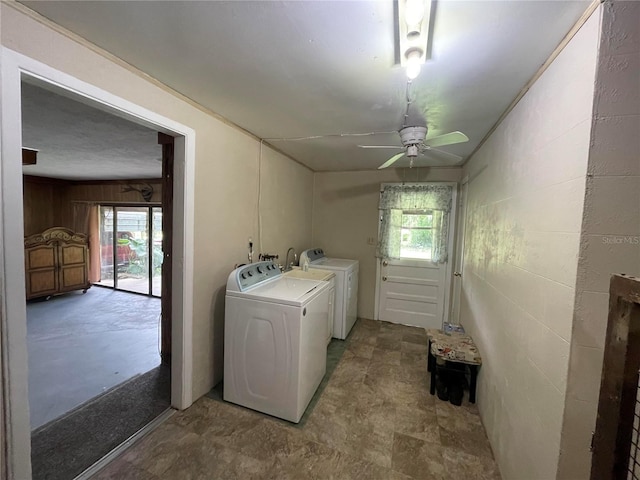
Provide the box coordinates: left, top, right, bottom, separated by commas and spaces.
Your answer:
405, 49, 423, 80
359, 126, 469, 170
398, 0, 431, 79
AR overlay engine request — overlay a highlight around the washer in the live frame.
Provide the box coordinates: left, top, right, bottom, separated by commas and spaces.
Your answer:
224, 261, 331, 423
285, 267, 336, 345
299, 248, 359, 340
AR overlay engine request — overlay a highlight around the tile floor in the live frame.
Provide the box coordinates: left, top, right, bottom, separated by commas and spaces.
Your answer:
93, 319, 501, 479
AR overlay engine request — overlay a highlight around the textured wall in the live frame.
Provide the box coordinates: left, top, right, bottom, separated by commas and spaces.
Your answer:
312, 167, 462, 320
3, 5, 314, 399
558, 2, 640, 477
460, 11, 600, 480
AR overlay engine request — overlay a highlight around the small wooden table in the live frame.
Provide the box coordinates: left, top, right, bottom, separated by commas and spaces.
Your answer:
426, 328, 482, 403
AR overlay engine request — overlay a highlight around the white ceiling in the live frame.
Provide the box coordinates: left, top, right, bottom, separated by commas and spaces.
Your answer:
21, 81, 162, 180
21, 0, 592, 172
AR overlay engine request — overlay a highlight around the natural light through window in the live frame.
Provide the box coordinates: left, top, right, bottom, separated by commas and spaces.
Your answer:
400, 210, 433, 259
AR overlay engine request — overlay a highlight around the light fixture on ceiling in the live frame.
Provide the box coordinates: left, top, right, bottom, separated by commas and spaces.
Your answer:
404, 0, 425, 38
398, 0, 431, 79
405, 48, 422, 80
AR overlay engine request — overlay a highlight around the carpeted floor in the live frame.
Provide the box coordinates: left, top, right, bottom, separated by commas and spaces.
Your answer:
31, 364, 171, 480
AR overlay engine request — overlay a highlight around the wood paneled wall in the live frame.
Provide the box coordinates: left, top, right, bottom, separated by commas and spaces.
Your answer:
23, 176, 162, 236
22, 177, 57, 235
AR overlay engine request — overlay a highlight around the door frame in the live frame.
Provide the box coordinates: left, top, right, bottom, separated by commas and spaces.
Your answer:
374, 181, 458, 326
450, 175, 469, 325
1, 48, 195, 478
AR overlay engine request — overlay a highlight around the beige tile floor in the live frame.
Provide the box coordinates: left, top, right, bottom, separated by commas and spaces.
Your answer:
93, 319, 501, 480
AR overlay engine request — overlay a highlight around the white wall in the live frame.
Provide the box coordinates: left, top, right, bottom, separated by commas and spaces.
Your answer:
0, 4, 7, 478
312, 167, 462, 320
1, 3, 314, 402
460, 10, 600, 480
558, 2, 640, 477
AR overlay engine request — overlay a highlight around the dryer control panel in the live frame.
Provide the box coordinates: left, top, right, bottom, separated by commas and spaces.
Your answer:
301, 248, 325, 264
233, 261, 281, 291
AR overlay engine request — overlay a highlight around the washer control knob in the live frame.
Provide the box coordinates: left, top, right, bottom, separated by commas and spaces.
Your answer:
241, 273, 246, 279
257, 266, 263, 274
247, 271, 253, 277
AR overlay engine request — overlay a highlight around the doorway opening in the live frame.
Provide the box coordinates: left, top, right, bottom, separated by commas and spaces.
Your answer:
19, 78, 172, 479
2, 49, 194, 479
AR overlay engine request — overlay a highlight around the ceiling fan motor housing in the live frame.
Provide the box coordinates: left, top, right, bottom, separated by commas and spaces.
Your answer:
399, 126, 427, 146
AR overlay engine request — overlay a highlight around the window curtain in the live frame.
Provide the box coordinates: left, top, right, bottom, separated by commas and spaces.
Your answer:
377, 184, 453, 263
72, 202, 101, 283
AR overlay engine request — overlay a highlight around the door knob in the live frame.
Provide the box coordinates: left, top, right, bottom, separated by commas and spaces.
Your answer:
382, 276, 387, 281
454, 272, 462, 277
382, 260, 388, 267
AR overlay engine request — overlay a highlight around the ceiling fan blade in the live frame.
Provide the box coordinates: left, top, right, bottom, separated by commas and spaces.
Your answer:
378, 152, 406, 169
421, 146, 463, 161
424, 131, 469, 148
358, 145, 403, 149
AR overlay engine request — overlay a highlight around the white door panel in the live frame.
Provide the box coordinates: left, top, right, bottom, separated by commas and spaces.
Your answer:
378, 258, 446, 329
375, 182, 457, 329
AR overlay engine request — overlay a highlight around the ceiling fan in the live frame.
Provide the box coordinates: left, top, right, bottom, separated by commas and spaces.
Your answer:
358, 126, 469, 169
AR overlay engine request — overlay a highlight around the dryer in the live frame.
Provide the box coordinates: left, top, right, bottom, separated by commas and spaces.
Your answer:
299, 248, 359, 340
224, 261, 330, 423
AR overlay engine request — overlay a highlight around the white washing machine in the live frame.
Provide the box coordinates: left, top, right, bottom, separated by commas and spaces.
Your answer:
224, 261, 331, 423
299, 248, 359, 340
284, 267, 336, 345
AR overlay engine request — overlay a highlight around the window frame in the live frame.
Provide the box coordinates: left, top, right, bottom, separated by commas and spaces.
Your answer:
399, 209, 434, 260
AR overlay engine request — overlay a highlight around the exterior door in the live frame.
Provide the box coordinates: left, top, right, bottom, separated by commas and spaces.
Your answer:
378, 258, 446, 328
376, 184, 457, 329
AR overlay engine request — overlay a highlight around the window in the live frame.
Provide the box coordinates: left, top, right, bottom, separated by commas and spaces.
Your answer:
98, 205, 163, 296
400, 210, 433, 259
377, 183, 453, 263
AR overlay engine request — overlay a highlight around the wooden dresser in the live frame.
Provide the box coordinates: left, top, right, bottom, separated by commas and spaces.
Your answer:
24, 227, 91, 300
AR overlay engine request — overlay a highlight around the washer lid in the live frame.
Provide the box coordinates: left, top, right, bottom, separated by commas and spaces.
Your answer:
227, 276, 329, 307
284, 268, 335, 282
310, 257, 358, 271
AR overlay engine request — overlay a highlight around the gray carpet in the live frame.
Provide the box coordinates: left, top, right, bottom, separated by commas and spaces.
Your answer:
27, 287, 161, 429
31, 364, 170, 480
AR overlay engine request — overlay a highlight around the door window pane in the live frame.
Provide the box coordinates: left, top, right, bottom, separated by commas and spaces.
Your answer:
97, 205, 162, 296
116, 207, 149, 295
99, 206, 115, 287
400, 211, 433, 260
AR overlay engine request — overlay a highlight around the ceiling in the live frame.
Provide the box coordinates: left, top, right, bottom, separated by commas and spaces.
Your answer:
21, 81, 162, 180
20, 0, 592, 173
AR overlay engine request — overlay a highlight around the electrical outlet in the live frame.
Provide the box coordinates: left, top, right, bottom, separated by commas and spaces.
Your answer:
367, 237, 375, 245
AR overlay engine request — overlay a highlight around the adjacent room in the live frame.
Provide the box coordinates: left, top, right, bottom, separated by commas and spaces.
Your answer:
0, 1, 638, 479
21, 81, 172, 479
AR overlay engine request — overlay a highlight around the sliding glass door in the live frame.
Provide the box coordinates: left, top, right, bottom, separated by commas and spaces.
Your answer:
98, 205, 162, 297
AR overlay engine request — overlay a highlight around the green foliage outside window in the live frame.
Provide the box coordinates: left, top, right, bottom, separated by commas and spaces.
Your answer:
400, 212, 433, 259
